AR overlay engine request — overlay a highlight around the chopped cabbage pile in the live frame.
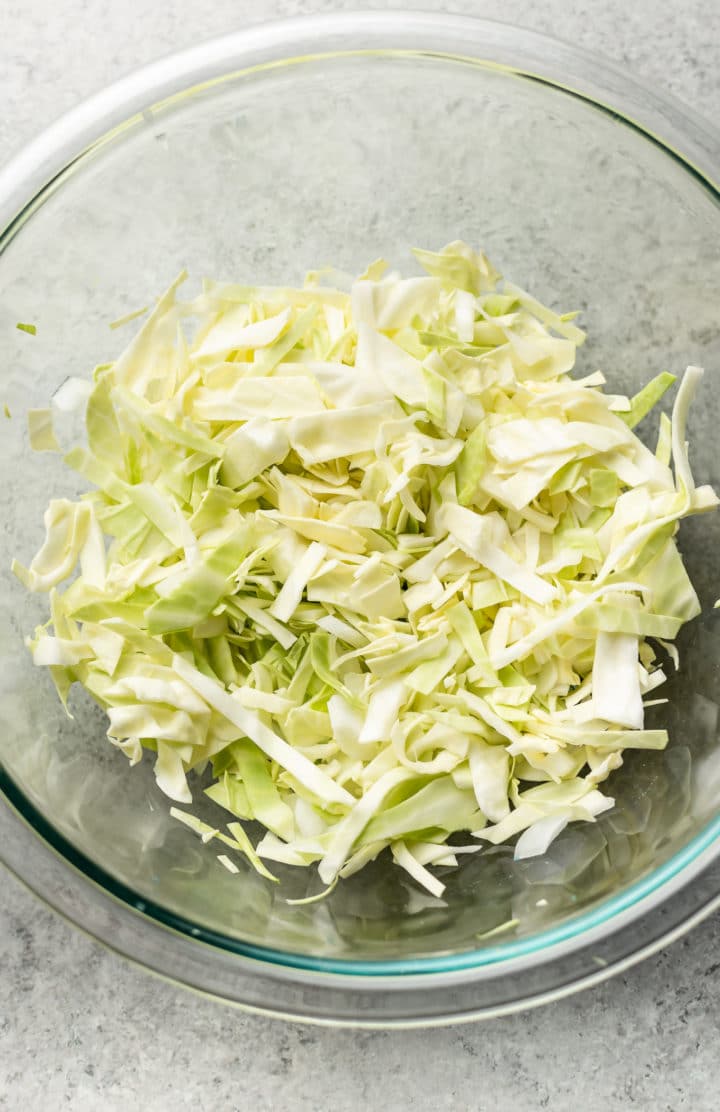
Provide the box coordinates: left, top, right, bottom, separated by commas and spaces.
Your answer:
14, 241, 717, 899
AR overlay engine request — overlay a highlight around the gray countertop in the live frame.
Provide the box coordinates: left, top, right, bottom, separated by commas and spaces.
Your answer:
2, 2, 720, 1109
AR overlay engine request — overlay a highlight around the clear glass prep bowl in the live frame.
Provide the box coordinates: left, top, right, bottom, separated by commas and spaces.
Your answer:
1, 13, 720, 1027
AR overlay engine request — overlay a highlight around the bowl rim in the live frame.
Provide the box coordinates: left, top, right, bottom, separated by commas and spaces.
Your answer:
2, 10, 720, 1015
0, 9, 717, 234
5, 769, 720, 1025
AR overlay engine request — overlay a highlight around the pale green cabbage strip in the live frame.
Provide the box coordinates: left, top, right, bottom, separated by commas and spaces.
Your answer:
15, 241, 717, 899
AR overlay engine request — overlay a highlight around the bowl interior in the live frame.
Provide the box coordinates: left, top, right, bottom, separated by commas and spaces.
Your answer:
2, 50, 720, 966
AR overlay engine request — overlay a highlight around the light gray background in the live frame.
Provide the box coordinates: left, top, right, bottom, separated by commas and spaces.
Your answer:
2, 2, 719, 1109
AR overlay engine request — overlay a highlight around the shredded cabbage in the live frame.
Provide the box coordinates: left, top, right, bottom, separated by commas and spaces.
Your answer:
15, 242, 717, 897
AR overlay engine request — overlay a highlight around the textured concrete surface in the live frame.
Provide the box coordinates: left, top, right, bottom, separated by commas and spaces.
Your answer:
2, 1, 720, 1109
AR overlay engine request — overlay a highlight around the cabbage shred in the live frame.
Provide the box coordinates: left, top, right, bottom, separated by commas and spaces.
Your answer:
15, 242, 717, 897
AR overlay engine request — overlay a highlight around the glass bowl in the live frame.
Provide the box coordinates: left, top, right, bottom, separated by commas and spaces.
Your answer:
1, 13, 719, 1027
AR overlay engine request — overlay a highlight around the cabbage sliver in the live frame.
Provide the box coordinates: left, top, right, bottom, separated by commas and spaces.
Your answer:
15, 242, 717, 899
